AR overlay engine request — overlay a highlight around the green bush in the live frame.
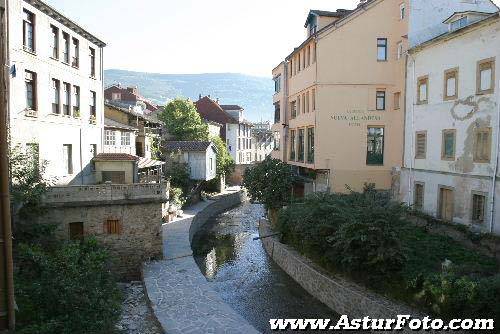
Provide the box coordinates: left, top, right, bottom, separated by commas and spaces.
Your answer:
15, 238, 122, 334
243, 157, 294, 210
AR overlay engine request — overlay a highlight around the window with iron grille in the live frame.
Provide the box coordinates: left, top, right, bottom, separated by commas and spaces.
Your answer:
104, 219, 121, 235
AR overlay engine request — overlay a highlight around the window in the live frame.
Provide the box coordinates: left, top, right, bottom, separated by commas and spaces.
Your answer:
50, 25, 59, 59
69, 222, 84, 241
376, 91, 386, 111
298, 129, 305, 162
417, 76, 429, 104
63, 144, 73, 175
444, 68, 458, 100
477, 58, 495, 95
273, 132, 280, 151
297, 96, 301, 115
62, 32, 70, 63
274, 75, 281, 93
397, 42, 403, 60
307, 45, 311, 67
90, 91, 96, 117
289, 129, 296, 160
23, 9, 35, 52
312, 89, 316, 111
289, 60, 293, 77
104, 219, 121, 235
73, 85, 80, 115
414, 183, 424, 211
238, 138, 241, 150
274, 102, 280, 124
89, 47, 96, 78
111, 92, 121, 100
51, 79, 60, 114
210, 158, 214, 171
306, 92, 310, 113
302, 93, 306, 113
415, 131, 427, 159
307, 127, 314, 164
298, 53, 301, 72
472, 193, 486, 224
312, 43, 316, 63
105, 130, 115, 146
450, 17, 467, 31
63, 82, 71, 115
25, 70, 37, 111
377, 38, 387, 61
400, 3, 406, 20
441, 129, 456, 160
290, 100, 297, 119
474, 128, 492, 163
367, 127, 384, 165
121, 131, 131, 146
394, 92, 401, 110
71, 38, 79, 68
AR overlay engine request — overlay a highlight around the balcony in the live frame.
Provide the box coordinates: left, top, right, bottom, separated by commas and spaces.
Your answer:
43, 182, 170, 205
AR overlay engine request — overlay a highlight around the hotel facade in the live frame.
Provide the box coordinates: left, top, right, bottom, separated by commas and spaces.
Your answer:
6, 0, 106, 185
272, 0, 498, 195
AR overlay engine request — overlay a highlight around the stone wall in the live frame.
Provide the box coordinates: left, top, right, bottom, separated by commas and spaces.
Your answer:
227, 164, 254, 186
259, 219, 425, 331
189, 190, 247, 243
40, 200, 164, 281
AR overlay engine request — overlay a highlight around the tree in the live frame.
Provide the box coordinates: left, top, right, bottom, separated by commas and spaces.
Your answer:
210, 135, 235, 178
243, 157, 293, 210
9, 145, 50, 222
159, 98, 209, 141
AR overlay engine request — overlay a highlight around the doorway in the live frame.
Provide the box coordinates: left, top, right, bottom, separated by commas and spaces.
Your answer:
438, 187, 454, 222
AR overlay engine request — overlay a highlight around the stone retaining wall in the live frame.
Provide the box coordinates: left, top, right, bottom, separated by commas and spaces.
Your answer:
259, 219, 425, 330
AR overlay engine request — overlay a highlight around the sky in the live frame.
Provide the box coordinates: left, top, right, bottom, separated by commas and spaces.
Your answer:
45, 0, 500, 78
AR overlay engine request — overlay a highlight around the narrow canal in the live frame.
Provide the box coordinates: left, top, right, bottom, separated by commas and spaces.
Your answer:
192, 201, 339, 333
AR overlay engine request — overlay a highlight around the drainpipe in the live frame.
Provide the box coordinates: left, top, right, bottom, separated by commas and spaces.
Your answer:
489, 78, 500, 234
0, 0, 15, 329
407, 53, 416, 207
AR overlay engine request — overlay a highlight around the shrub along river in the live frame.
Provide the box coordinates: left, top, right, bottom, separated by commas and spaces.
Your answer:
192, 202, 340, 333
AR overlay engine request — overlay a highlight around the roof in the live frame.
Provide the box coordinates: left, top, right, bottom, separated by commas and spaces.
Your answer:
165, 141, 214, 152
220, 104, 244, 111
104, 85, 158, 112
137, 157, 165, 169
104, 118, 138, 131
93, 153, 138, 162
411, 12, 499, 53
304, 9, 353, 27
195, 96, 239, 125
104, 101, 161, 124
443, 11, 492, 24
25, 0, 106, 47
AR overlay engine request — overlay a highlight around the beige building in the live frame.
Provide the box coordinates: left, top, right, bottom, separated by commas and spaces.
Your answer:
273, 1, 408, 194
273, 0, 498, 195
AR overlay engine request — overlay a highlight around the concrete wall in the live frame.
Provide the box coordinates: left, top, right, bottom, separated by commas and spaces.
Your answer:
94, 160, 136, 184
40, 200, 164, 281
227, 163, 254, 186
8, 0, 104, 186
401, 18, 500, 234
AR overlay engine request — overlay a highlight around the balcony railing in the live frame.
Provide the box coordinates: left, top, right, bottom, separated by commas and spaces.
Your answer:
43, 182, 169, 204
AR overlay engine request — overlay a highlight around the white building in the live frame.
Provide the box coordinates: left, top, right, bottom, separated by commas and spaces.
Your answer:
252, 122, 273, 162
103, 118, 137, 155
6, 0, 105, 185
165, 141, 217, 181
220, 105, 254, 165
400, 12, 500, 234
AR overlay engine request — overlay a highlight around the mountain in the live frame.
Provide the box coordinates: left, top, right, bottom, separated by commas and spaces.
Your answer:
104, 69, 274, 123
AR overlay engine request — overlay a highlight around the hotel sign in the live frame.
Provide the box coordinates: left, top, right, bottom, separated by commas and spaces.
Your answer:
330, 109, 382, 127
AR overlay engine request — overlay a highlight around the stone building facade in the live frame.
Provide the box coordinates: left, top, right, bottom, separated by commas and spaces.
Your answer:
41, 183, 169, 280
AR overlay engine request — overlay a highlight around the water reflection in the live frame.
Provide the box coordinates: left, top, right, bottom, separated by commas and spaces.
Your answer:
192, 202, 340, 333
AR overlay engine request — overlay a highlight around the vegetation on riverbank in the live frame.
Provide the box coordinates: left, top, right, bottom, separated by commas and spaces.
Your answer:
10, 147, 123, 334
276, 187, 499, 320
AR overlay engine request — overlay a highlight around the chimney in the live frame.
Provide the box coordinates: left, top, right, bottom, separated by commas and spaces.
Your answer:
358, 0, 367, 7
216, 98, 219, 103
199, 94, 202, 100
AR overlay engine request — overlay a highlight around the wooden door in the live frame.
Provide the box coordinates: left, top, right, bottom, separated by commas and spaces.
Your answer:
69, 222, 84, 240
439, 188, 454, 222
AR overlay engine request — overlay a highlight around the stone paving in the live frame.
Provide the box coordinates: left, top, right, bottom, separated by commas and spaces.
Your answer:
143, 189, 260, 334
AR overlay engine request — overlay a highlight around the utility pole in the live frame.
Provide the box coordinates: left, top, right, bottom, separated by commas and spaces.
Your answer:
0, 0, 15, 330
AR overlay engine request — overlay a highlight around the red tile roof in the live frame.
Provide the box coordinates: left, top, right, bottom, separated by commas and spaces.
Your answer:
93, 153, 138, 162
195, 96, 238, 125
104, 85, 159, 112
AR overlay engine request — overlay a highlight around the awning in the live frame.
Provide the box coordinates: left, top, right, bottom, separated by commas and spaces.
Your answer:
137, 157, 165, 169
